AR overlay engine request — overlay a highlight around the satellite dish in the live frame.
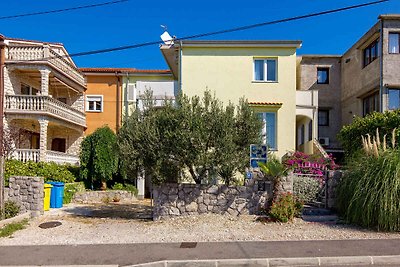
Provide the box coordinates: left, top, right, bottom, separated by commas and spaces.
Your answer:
160, 31, 174, 46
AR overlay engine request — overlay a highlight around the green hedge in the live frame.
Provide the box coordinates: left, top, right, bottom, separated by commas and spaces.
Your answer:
338, 110, 400, 157
5, 160, 77, 186
64, 182, 85, 204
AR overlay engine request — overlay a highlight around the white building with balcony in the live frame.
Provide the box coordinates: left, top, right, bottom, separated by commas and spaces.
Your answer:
1, 36, 86, 165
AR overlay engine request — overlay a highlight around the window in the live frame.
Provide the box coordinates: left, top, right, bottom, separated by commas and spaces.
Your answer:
254, 59, 277, 82
363, 39, 379, 67
318, 110, 329, 126
362, 92, 379, 116
389, 33, 400, 54
317, 68, 329, 84
257, 112, 277, 150
86, 95, 103, 112
308, 120, 313, 141
21, 83, 39, 95
388, 88, 400, 110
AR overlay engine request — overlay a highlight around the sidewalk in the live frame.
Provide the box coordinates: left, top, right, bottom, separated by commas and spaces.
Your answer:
1, 239, 400, 266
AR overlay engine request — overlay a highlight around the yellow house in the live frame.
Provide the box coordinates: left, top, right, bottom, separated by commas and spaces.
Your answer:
161, 40, 306, 158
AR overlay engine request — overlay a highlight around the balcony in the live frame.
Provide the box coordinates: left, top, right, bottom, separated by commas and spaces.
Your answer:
12, 149, 79, 166
5, 95, 86, 127
296, 90, 318, 107
5, 45, 85, 89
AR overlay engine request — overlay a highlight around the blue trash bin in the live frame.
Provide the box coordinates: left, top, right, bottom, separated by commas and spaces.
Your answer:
48, 182, 65, 208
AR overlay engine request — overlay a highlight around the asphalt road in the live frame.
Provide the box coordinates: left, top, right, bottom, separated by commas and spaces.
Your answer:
0, 239, 400, 266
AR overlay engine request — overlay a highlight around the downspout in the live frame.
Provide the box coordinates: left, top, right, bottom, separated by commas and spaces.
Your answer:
179, 41, 183, 93
124, 73, 129, 119
379, 18, 384, 112
115, 71, 121, 132
0, 35, 6, 219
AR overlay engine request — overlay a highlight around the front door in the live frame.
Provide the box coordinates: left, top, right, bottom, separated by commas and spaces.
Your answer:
51, 138, 66, 152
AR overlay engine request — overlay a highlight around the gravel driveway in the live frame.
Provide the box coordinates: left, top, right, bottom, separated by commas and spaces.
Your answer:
1, 200, 399, 246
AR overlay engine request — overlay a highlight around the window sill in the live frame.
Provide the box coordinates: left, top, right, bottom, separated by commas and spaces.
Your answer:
86, 110, 103, 113
252, 80, 278, 84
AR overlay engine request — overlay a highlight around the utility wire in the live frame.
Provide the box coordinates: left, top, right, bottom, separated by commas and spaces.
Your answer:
0, 0, 130, 20
10, 0, 390, 62
68, 0, 390, 58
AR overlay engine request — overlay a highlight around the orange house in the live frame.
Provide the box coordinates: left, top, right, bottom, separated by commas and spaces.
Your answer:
80, 68, 127, 135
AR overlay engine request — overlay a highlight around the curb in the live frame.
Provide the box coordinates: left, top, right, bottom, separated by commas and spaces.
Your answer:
0, 212, 30, 228
126, 255, 400, 266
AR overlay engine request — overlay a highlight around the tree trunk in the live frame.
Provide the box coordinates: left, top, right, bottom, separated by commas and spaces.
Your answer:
100, 180, 107, 190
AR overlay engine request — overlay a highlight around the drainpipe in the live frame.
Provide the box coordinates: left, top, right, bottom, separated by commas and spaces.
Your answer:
379, 18, 384, 113
115, 71, 121, 132
179, 41, 183, 93
124, 73, 129, 119
0, 34, 6, 219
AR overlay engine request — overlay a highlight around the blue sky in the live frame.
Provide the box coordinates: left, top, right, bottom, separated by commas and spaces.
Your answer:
1, 0, 399, 69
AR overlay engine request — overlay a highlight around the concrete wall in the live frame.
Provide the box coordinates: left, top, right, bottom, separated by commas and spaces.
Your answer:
152, 175, 294, 220
341, 22, 381, 126
297, 56, 342, 150
382, 19, 400, 111
180, 46, 298, 158
4, 176, 44, 217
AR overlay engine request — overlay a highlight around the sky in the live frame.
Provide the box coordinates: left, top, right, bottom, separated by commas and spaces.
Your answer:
1, 0, 399, 70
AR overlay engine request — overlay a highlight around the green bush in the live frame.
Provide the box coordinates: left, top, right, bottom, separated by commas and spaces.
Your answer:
338, 110, 400, 157
0, 201, 20, 219
111, 183, 138, 196
337, 148, 400, 231
63, 182, 85, 204
269, 193, 302, 223
293, 176, 320, 203
5, 160, 76, 185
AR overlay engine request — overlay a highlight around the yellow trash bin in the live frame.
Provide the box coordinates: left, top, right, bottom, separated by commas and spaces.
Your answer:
44, 183, 53, 211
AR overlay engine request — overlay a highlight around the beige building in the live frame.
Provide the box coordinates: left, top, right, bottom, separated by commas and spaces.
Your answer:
297, 55, 342, 152
341, 14, 400, 125
0, 35, 86, 165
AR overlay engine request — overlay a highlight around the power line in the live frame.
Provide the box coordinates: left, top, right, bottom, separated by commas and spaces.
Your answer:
0, 0, 130, 20
67, 0, 390, 58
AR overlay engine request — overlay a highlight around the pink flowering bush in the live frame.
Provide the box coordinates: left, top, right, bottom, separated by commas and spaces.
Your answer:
282, 151, 338, 184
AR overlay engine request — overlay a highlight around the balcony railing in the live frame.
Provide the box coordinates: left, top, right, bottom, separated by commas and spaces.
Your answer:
296, 90, 318, 107
6, 45, 85, 88
11, 149, 79, 166
47, 151, 80, 166
12, 149, 40, 163
5, 95, 86, 127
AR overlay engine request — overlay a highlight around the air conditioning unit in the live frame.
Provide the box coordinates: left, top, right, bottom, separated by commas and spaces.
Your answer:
318, 137, 330, 146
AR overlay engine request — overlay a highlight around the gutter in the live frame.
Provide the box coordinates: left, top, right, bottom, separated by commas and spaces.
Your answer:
115, 71, 121, 131
179, 41, 183, 93
379, 18, 384, 112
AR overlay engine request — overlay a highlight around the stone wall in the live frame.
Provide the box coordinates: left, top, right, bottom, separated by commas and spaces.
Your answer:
5, 176, 44, 217
73, 190, 137, 204
153, 175, 293, 220
326, 170, 343, 209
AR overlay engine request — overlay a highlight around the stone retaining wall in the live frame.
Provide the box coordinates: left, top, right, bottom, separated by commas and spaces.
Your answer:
5, 176, 44, 217
72, 190, 137, 204
153, 174, 293, 220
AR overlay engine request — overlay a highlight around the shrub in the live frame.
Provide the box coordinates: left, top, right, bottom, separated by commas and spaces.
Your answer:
1, 201, 20, 219
111, 183, 138, 197
337, 130, 400, 231
63, 182, 85, 204
338, 110, 400, 157
293, 176, 320, 203
269, 193, 302, 223
5, 160, 76, 186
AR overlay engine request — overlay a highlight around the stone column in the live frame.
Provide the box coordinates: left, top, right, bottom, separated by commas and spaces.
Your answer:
38, 118, 48, 162
137, 169, 145, 200
39, 68, 51, 96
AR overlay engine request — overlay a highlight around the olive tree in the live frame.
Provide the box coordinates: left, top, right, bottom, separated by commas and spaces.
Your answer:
118, 90, 262, 185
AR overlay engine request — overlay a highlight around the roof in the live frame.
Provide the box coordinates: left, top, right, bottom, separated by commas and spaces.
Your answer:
173, 40, 302, 48
80, 67, 172, 74
249, 102, 283, 106
300, 54, 342, 58
2, 35, 64, 46
378, 14, 400, 20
